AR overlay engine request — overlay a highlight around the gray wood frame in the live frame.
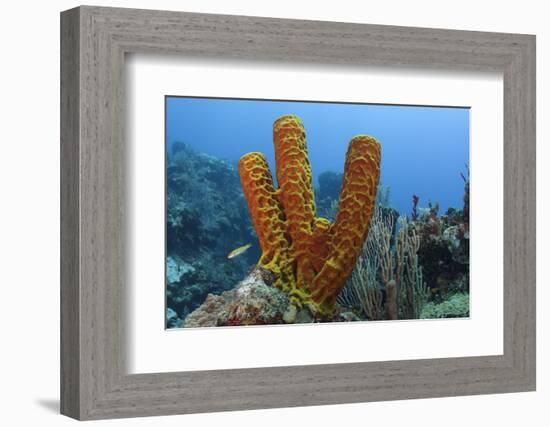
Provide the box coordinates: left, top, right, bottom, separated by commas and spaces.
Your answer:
60, 5, 536, 420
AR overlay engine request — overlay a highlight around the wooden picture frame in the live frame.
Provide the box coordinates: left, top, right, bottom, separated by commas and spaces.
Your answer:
60, 5, 536, 420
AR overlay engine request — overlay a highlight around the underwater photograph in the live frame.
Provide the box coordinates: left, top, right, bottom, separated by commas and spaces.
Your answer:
165, 96, 470, 328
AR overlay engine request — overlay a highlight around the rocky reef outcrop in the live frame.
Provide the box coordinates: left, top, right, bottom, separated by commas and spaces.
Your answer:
185, 268, 361, 327
184, 268, 290, 327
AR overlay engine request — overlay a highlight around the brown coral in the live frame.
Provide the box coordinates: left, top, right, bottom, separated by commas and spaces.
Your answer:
238, 115, 381, 316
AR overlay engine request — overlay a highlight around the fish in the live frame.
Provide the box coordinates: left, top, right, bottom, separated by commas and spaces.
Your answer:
227, 243, 252, 259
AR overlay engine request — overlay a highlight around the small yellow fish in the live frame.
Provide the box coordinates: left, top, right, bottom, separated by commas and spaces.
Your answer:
227, 243, 252, 259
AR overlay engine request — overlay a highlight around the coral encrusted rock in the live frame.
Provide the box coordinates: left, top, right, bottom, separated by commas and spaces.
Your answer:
184, 267, 368, 327
184, 268, 291, 327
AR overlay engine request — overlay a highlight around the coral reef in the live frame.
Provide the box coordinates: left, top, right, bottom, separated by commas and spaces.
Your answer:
166, 143, 259, 326
413, 177, 470, 299
238, 115, 381, 316
168, 121, 470, 327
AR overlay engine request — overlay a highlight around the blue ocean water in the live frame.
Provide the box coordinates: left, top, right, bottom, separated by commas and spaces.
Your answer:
166, 96, 469, 215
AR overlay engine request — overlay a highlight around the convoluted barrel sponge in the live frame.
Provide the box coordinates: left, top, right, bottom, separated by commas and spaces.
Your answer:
238, 115, 381, 316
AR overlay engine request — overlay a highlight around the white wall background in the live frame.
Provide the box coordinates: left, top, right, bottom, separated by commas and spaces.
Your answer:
0, 1, 546, 425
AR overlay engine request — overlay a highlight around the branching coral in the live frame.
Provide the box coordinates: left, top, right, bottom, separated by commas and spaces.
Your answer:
372, 211, 429, 319
340, 207, 429, 320
238, 115, 381, 316
338, 243, 386, 320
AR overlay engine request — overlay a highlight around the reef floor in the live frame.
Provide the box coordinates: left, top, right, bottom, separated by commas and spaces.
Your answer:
184, 268, 361, 328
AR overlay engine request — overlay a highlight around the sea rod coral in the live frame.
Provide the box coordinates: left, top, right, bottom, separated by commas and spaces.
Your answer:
238, 115, 381, 317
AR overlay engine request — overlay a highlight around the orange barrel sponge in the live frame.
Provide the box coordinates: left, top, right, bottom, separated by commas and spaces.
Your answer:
310, 135, 381, 310
237, 152, 295, 293
239, 115, 382, 318
273, 115, 317, 289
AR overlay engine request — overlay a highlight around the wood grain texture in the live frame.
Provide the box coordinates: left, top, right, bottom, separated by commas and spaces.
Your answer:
60, 5, 536, 420
60, 7, 80, 419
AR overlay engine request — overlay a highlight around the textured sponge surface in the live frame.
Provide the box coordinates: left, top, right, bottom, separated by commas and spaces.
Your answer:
238, 115, 381, 315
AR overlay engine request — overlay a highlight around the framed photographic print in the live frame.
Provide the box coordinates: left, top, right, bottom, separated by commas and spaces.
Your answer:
165, 96, 470, 329
61, 5, 536, 420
